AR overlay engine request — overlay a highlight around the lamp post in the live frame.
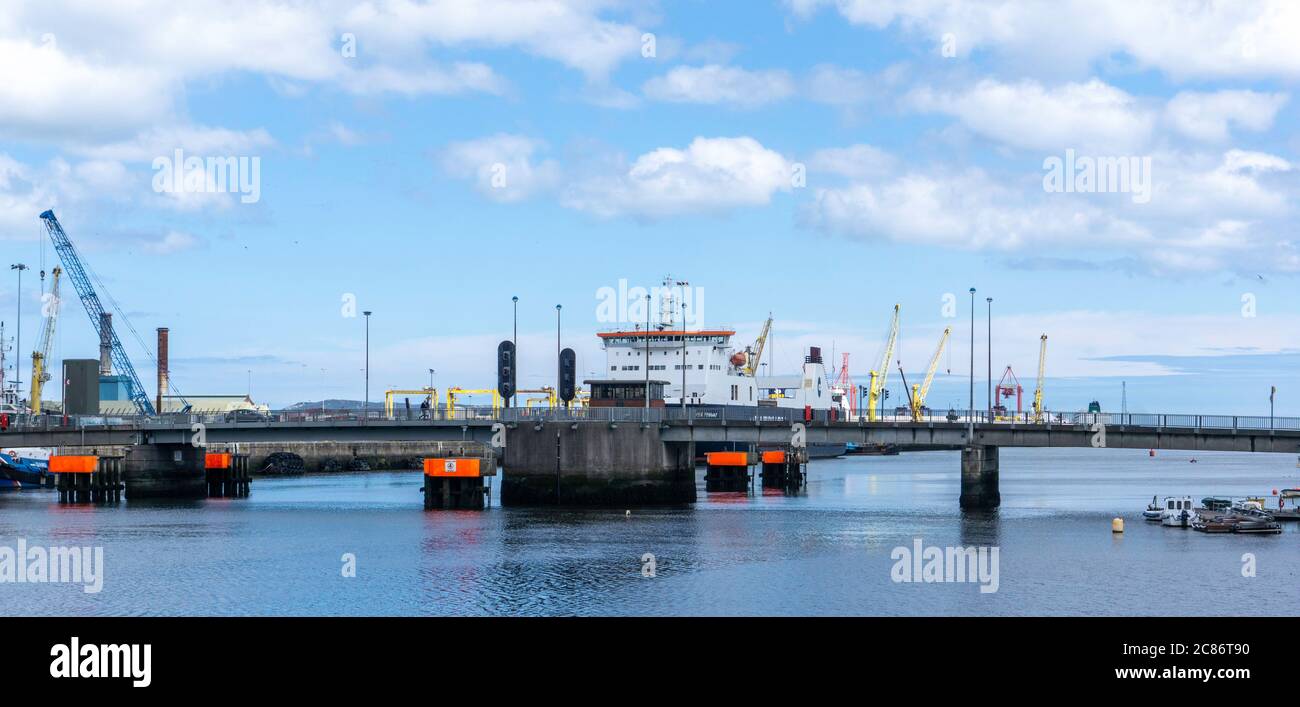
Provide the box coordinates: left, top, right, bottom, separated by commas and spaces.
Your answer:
10, 263, 27, 399
363, 310, 372, 421
512, 296, 519, 408
429, 368, 436, 416
986, 297, 992, 419
644, 294, 651, 409
680, 302, 687, 409
1270, 386, 1276, 430
555, 304, 561, 393
968, 287, 975, 436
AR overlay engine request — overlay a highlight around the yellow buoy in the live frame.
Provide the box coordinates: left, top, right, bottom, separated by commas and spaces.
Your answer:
1112, 517, 1124, 533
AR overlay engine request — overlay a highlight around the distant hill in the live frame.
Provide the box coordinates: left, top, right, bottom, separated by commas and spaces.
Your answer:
285, 399, 381, 411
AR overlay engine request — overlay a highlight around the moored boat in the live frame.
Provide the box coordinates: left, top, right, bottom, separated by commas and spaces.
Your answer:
1142, 495, 1162, 521
1161, 496, 1195, 528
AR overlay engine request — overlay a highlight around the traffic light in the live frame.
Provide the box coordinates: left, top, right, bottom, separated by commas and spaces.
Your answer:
559, 347, 576, 403
497, 340, 516, 402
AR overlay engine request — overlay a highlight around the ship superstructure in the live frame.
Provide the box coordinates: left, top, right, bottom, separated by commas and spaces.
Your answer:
595, 280, 831, 410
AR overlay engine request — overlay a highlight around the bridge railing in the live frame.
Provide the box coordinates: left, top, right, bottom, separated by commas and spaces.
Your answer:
4, 406, 1300, 433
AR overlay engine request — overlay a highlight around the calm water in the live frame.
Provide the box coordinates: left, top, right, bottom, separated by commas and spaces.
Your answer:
2, 448, 1298, 616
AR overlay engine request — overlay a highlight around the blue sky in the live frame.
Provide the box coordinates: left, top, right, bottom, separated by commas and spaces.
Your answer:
1, 1, 1298, 414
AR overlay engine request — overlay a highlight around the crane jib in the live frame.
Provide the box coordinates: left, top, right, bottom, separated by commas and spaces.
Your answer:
38, 210, 157, 417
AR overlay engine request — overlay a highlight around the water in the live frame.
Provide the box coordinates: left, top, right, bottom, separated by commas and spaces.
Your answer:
2, 448, 1297, 616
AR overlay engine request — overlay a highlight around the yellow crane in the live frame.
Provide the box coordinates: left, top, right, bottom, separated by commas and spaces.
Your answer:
444, 387, 502, 416
866, 304, 900, 422
518, 387, 558, 409
910, 326, 950, 422
29, 267, 61, 414
1032, 334, 1048, 423
743, 314, 773, 376
383, 388, 437, 418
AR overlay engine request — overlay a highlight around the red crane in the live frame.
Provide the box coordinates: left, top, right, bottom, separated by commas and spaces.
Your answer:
832, 352, 856, 412
995, 366, 1023, 419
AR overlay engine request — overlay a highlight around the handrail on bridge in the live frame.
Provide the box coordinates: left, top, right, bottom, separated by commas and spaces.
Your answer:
3, 407, 1300, 434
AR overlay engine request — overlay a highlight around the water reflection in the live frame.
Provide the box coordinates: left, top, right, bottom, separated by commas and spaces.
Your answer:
0, 447, 1296, 616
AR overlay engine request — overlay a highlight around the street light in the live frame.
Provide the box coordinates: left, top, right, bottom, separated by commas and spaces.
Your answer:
555, 304, 561, 394
681, 302, 691, 408
986, 297, 992, 419
644, 294, 651, 409
1270, 386, 1276, 430
512, 295, 518, 408
363, 310, 372, 421
429, 368, 436, 416
10, 263, 27, 397
968, 287, 976, 436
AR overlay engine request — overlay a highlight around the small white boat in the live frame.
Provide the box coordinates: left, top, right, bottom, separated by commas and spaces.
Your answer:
1160, 496, 1195, 528
1142, 495, 1163, 521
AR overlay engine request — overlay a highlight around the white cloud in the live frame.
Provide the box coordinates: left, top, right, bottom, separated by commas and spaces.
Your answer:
807, 144, 897, 180
908, 78, 1154, 152
339, 63, 508, 97
0, 0, 642, 145
804, 146, 1300, 274
0, 38, 175, 142
341, 0, 642, 80
804, 64, 876, 106
70, 126, 276, 163
563, 136, 795, 219
139, 230, 205, 255
1164, 90, 1288, 142
0, 154, 52, 236
790, 0, 1300, 81
643, 65, 797, 107
439, 134, 562, 203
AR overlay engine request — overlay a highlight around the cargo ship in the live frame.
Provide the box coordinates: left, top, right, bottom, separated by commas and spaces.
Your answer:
588, 280, 845, 458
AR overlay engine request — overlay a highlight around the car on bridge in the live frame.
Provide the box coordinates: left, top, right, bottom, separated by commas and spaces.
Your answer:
224, 409, 270, 423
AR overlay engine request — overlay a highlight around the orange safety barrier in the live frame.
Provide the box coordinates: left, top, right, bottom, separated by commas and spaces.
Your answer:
705, 451, 749, 467
49, 455, 98, 474
761, 450, 786, 464
205, 453, 232, 470
423, 458, 482, 478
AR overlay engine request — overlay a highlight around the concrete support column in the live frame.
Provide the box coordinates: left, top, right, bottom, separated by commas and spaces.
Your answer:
124, 443, 206, 499
502, 422, 695, 506
959, 445, 1000, 509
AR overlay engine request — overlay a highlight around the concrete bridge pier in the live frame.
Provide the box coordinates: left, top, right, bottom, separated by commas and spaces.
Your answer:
125, 443, 207, 499
502, 422, 695, 506
959, 445, 1000, 510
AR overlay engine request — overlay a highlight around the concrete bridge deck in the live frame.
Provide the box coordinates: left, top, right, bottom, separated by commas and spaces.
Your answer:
4, 407, 1298, 454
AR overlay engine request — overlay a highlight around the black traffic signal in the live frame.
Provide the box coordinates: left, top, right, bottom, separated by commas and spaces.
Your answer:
497, 340, 516, 402
559, 347, 576, 402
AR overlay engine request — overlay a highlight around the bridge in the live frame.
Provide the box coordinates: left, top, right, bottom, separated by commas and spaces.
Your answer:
4, 407, 1298, 508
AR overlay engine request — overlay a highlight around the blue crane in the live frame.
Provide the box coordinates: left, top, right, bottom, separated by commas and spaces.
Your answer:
39, 209, 157, 416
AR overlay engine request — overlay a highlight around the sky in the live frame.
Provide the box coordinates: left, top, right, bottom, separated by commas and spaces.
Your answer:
0, 0, 1298, 415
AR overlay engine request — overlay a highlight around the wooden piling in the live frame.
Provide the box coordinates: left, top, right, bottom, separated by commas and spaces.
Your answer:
52, 455, 124, 504
704, 451, 756, 492
205, 452, 251, 498
422, 457, 489, 510
760, 447, 808, 490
